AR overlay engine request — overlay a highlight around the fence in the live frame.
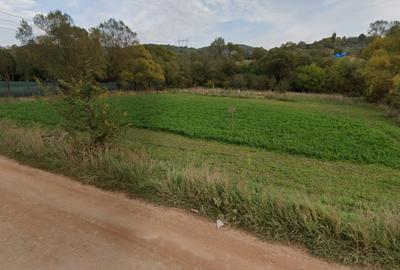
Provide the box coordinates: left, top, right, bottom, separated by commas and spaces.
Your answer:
0, 81, 119, 98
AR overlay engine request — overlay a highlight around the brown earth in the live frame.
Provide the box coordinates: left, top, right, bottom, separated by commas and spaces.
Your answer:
0, 156, 352, 270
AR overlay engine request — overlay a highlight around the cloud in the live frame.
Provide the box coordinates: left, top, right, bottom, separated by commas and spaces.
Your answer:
80, 0, 400, 48
247, 0, 400, 47
0, 0, 37, 17
0, 0, 38, 45
1, 0, 400, 48
277, 0, 400, 45
68, 0, 289, 47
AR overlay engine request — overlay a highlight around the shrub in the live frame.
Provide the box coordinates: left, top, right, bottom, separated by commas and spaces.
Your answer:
362, 49, 394, 102
230, 74, 247, 89
293, 64, 326, 92
58, 78, 124, 147
325, 58, 366, 96
362, 69, 393, 102
274, 79, 290, 93
245, 74, 270, 90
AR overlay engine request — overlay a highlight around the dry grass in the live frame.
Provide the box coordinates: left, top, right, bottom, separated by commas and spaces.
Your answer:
98, 87, 361, 104
169, 87, 363, 103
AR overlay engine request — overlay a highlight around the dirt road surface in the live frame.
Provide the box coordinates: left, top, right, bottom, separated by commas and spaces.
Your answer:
0, 156, 351, 270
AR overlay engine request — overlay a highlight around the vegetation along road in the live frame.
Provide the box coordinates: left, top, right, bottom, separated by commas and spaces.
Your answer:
0, 156, 350, 270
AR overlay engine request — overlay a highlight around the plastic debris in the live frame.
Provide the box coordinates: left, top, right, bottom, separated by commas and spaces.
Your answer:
216, 220, 224, 229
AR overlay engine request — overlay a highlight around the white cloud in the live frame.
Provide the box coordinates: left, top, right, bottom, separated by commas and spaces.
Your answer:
1, 0, 400, 48
0, 0, 38, 45
252, 0, 400, 47
71, 0, 289, 47
0, 0, 37, 18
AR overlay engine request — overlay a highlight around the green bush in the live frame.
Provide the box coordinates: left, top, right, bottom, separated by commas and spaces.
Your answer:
363, 70, 393, 102
293, 64, 326, 92
362, 49, 393, 102
58, 79, 123, 146
325, 58, 366, 96
118, 45, 165, 90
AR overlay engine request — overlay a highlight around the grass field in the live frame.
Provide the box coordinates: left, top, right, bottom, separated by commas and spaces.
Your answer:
0, 91, 399, 268
1, 93, 400, 168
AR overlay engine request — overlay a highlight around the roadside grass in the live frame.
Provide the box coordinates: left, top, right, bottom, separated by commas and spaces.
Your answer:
123, 128, 400, 214
0, 120, 399, 269
1, 93, 400, 168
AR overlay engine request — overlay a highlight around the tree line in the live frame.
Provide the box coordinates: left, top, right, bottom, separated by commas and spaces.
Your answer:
1, 11, 400, 111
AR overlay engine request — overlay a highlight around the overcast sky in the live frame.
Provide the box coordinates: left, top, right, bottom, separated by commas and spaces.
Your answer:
1, 0, 399, 48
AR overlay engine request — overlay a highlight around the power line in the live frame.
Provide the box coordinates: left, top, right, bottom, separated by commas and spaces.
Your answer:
0, 10, 44, 35
177, 39, 189, 47
0, 10, 34, 22
0, 9, 43, 32
0, 18, 20, 26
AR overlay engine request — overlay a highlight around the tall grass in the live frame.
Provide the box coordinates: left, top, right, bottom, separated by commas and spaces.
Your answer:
0, 121, 398, 269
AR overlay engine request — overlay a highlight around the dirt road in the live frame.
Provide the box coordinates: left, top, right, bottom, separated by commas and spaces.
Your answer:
0, 156, 351, 270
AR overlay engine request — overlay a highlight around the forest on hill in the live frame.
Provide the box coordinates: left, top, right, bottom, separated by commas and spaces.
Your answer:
0, 11, 400, 112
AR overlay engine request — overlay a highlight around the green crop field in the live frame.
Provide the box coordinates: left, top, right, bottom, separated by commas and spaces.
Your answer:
2, 93, 400, 168
1, 92, 400, 268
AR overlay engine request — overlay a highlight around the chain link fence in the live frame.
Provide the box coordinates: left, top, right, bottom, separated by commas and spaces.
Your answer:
0, 81, 119, 98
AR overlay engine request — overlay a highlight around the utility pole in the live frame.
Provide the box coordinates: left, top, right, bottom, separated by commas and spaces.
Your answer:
177, 39, 189, 48
177, 39, 192, 87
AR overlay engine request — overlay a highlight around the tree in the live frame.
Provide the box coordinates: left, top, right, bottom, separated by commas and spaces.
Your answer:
251, 47, 267, 60
256, 48, 298, 83
358, 33, 367, 41
16, 20, 33, 44
362, 49, 393, 101
145, 45, 184, 87
0, 49, 16, 80
386, 75, 400, 113
16, 11, 106, 81
362, 25, 400, 102
226, 43, 244, 61
119, 45, 165, 90
96, 18, 139, 82
14, 45, 36, 80
368, 20, 400, 37
0, 48, 16, 96
209, 37, 226, 57
368, 20, 390, 37
97, 18, 138, 48
33, 10, 74, 34
293, 64, 326, 92
325, 58, 365, 96
331, 32, 337, 43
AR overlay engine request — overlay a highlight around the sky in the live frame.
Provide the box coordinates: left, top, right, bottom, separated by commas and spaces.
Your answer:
0, 0, 400, 48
